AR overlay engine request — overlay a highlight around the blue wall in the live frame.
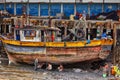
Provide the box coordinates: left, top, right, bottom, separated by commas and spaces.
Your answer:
0, 4, 4, 10
118, 4, 120, 10
63, 4, 74, 17
76, 4, 88, 14
0, 3, 119, 16
16, 4, 23, 15
50, 4, 61, 16
6, 4, 14, 14
104, 4, 118, 12
29, 4, 38, 16
40, 4, 48, 16
90, 4, 102, 15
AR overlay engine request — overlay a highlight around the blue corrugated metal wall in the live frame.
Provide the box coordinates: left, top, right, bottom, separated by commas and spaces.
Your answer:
76, 4, 88, 14
40, 4, 48, 16
0, 4, 4, 10
118, 4, 120, 10
63, 4, 74, 17
90, 4, 102, 15
0, 3, 119, 16
104, 4, 118, 12
6, 4, 14, 14
16, 4, 23, 15
29, 4, 38, 16
50, 4, 61, 16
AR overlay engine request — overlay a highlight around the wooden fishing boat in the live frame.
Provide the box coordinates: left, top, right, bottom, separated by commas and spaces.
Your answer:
0, 22, 113, 65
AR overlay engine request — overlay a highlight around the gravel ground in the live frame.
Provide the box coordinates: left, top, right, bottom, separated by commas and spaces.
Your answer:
0, 64, 117, 80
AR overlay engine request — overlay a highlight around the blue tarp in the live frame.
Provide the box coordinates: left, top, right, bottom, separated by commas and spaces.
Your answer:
29, 4, 38, 16
50, 4, 61, 16
63, 4, 74, 17
6, 4, 14, 14
90, 4, 102, 16
104, 4, 118, 12
40, 4, 48, 16
76, 4, 88, 14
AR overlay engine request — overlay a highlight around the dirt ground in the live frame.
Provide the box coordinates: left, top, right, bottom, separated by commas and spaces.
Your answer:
0, 63, 118, 80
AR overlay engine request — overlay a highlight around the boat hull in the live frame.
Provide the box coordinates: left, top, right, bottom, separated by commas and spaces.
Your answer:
4, 44, 112, 64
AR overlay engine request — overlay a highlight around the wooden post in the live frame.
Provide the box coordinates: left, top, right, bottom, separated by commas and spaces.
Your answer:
88, 22, 91, 40
97, 26, 100, 37
113, 23, 116, 65
4, 24, 6, 34
113, 23, 117, 50
0, 23, 2, 35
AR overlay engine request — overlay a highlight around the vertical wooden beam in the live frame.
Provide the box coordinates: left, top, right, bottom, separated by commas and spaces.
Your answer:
96, 26, 100, 38
9, 24, 11, 33
4, 24, 6, 34
113, 23, 116, 65
83, 20, 87, 39
113, 23, 117, 49
88, 22, 91, 40
0, 23, 2, 34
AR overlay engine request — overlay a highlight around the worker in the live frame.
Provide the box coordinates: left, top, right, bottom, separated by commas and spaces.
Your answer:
101, 32, 107, 39
70, 14, 75, 20
51, 32, 55, 42
37, 63, 45, 69
79, 14, 83, 20
58, 64, 64, 72
102, 63, 109, 78
46, 63, 52, 70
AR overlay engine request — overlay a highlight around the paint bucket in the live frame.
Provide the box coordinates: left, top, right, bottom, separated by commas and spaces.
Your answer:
103, 73, 107, 78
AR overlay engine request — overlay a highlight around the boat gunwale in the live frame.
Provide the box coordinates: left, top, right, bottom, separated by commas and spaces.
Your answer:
1, 38, 113, 47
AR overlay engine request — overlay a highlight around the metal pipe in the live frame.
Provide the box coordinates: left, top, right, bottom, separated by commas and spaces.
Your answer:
27, 0, 30, 25
27, 0, 29, 16
4, 0, 6, 11
48, 0, 51, 18
48, 0, 51, 27
74, 0, 76, 15
102, 0, 105, 12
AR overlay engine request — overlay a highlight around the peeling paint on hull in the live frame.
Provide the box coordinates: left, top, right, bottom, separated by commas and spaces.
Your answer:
5, 44, 112, 64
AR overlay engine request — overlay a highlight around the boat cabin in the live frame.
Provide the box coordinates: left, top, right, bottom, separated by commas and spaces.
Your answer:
14, 26, 60, 42
13, 20, 115, 42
